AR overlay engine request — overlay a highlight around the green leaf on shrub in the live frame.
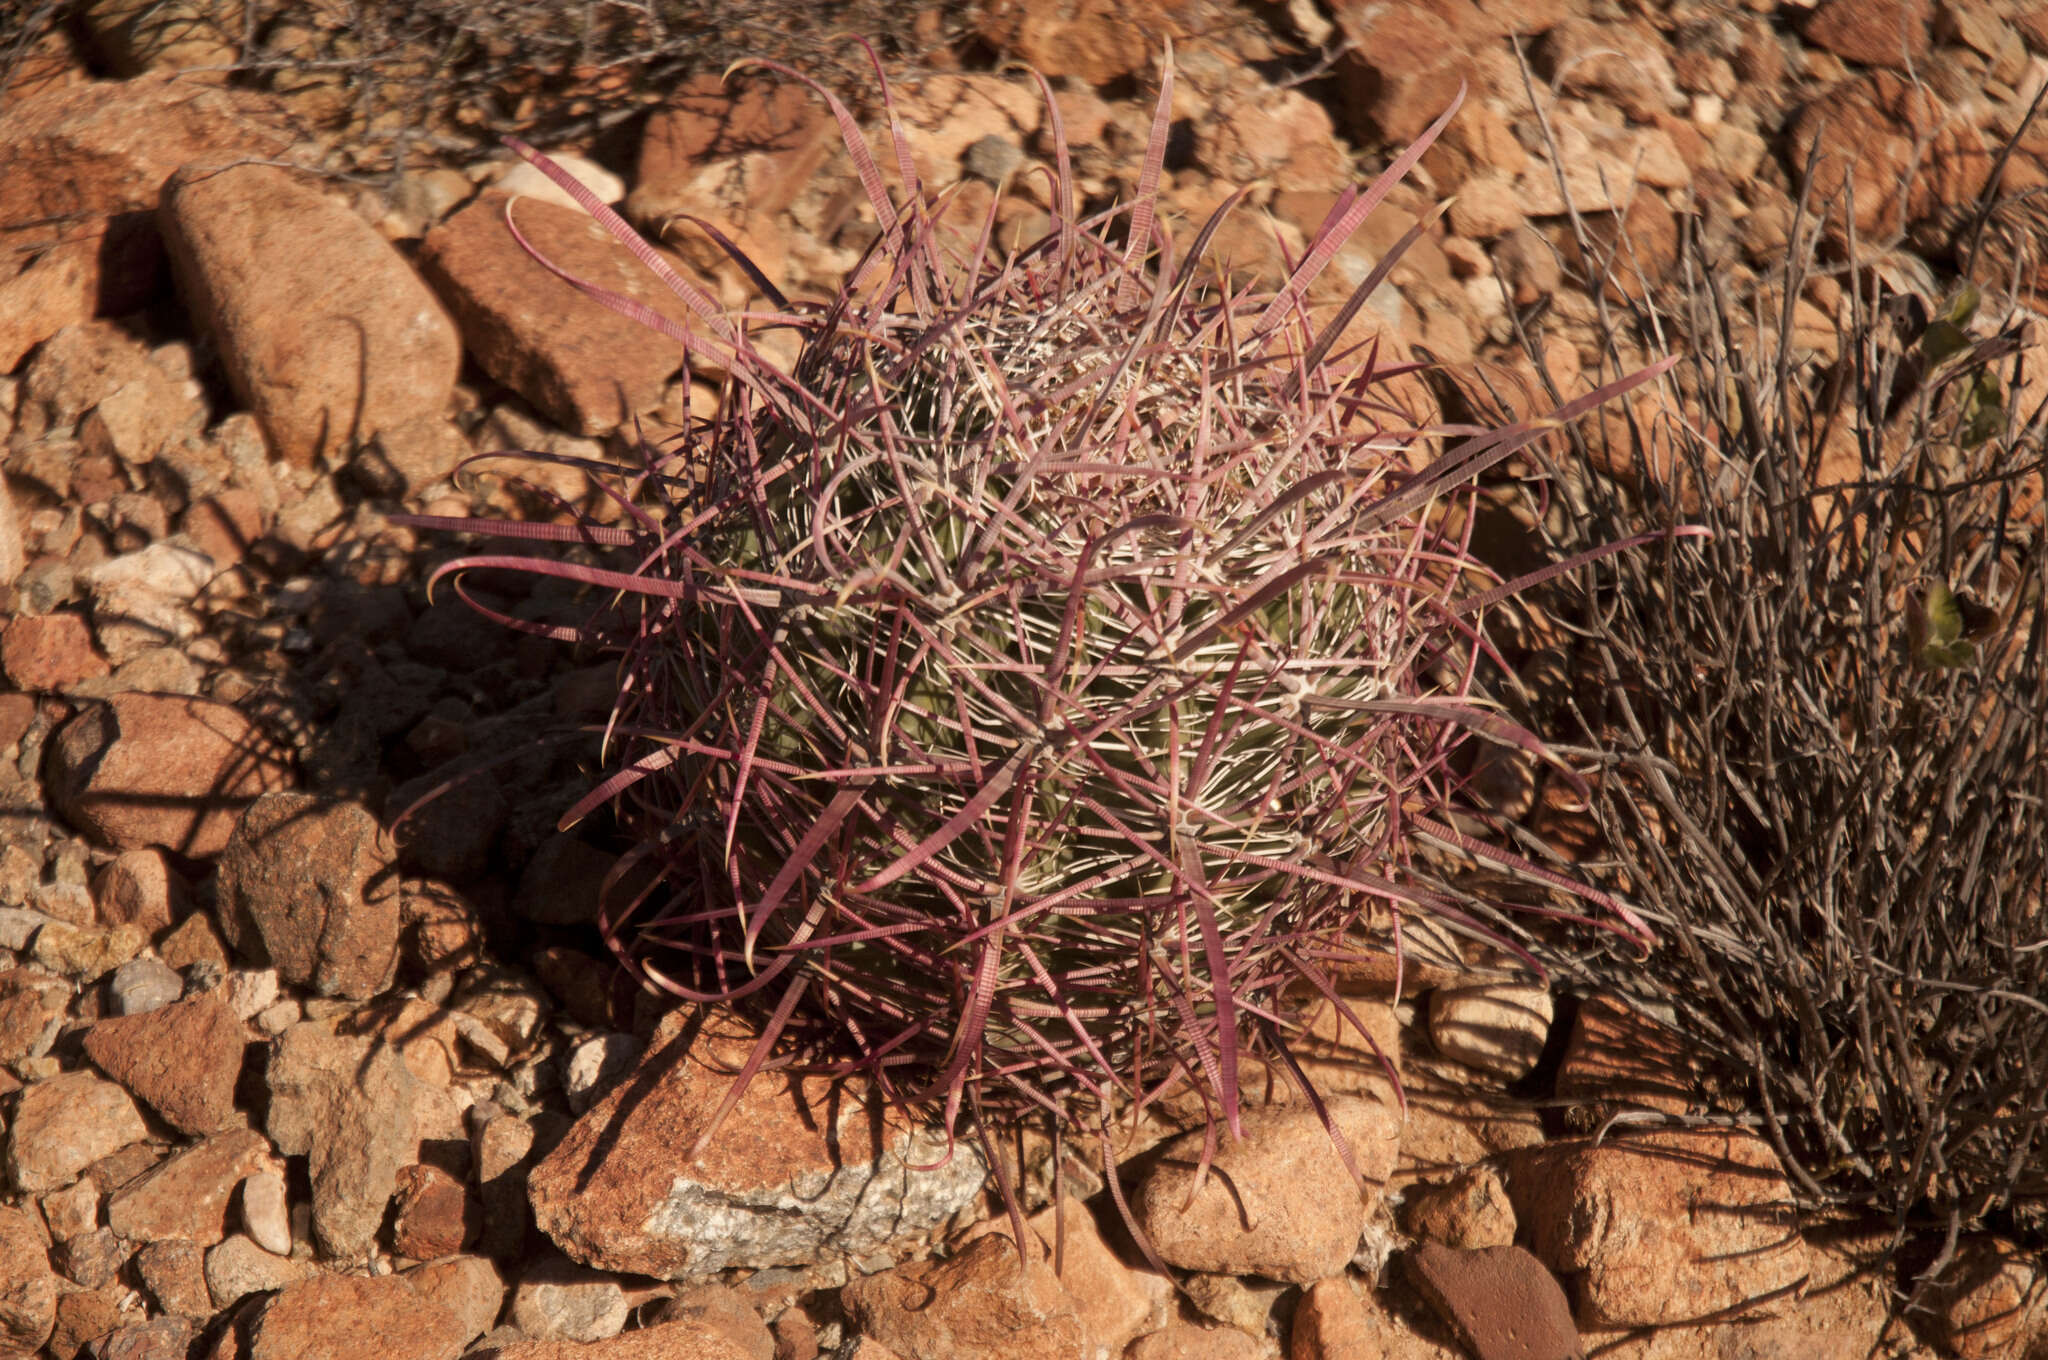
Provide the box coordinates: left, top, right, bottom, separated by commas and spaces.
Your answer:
1915, 581, 1971, 667
1914, 581, 1976, 668
1958, 370, 2004, 448
1920, 283, 1981, 366
1944, 281, 1981, 326
1921, 320, 1969, 366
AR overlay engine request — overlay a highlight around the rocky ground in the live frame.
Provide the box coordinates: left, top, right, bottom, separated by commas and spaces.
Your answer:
2, 0, 2047, 1358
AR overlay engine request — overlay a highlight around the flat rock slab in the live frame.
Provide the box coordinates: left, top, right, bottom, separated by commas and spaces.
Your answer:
243, 1273, 472, 1360
469, 1321, 756, 1359
528, 1010, 985, 1281
1406, 1241, 1582, 1360
106, 1126, 274, 1247
416, 193, 702, 436
43, 692, 294, 858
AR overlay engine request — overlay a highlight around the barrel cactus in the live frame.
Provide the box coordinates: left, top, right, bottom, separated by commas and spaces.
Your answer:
397, 44, 1671, 1231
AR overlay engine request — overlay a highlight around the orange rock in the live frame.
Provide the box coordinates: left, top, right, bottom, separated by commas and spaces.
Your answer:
1555, 993, 1703, 1124
1503, 1128, 1809, 1328
1401, 1165, 1518, 1250
106, 1127, 274, 1247
0, 613, 109, 692
1801, 0, 1932, 70
1920, 1237, 2047, 1360
215, 793, 399, 1001
1332, 0, 1491, 147
1133, 1097, 1400, 1283
1289, 1273, 1462, 1359
162, 162, 462, 468
418, 193, 705, 437
977, 0, 1187, 87
82, 991, 243, 1134
842, 1234, 1088, 1360
243, 1273, 471, 1360
1788, 71, 1993, 239
527, 1008, 984, 1279
960, 1195, 1174, 1355
1538, 17, 1684, 120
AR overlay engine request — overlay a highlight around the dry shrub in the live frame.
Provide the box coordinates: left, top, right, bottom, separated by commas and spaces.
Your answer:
1504, 151, 2048, 1261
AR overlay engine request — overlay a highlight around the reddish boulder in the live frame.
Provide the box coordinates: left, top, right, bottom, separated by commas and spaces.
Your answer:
0, 73, 294, 323
1504, 1128, 1809, 1328
0, 967, 70, 1064
160, 162, 461, 468
469, 1322, 755, 1359
82, 991, 243, 1134
1289, 1273, 1462, 1359
1920, 1237, 2045, 1360
105, 1127, 275, 1247
1802, 0, 1932, 69
243, 1273, 471, 1360
91, 849, 187, 938
527, 1010, 984, 1280
962, 1196, 1174, 1355
1331, 0, 1490, 146
1404, 1242, 1580, 1360
841, 1234, 1088, 1360
4, 1069, 149, 1193
265, 1017, 420, 1259
43, 693, 294, 857
214, 792, 399, 1000
628, 75, 834, 236
1788, 71, 1992, 238
975, 0, 1184, 86
1133, 1097, 1400, 1284
1554, 993, 1701, 1125
392, 1163, 478, 1260
0, 1208, 59, 1356
403, 1256, 506, 1349
0, 234, 101, 374
417, 194, 702, 437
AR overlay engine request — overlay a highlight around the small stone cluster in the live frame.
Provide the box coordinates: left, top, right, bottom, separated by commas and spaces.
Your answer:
3, 0, 2047, 1358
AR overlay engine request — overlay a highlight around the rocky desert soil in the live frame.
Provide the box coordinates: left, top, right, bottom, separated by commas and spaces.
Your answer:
1, 0, 2045, 1358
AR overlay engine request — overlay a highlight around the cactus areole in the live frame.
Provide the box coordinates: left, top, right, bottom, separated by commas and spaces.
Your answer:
394, 42, 1676, 1251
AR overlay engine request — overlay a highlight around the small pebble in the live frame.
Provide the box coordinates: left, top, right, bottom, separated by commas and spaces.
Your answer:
205, 1233, 313, 1310
223, 968, 279, 1021
563, 1033, 642, 1114
182, 958, 226, 997
485, 153, 624, 213
106, 956, 184, 1015
511, 1261, 629, 1343
253, 998, 301, 1036
964, 133, 1026, 183
240, 1170, 292, 1257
